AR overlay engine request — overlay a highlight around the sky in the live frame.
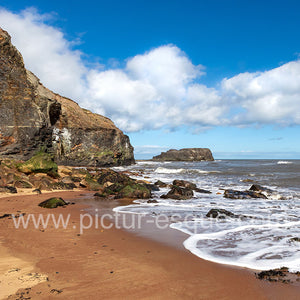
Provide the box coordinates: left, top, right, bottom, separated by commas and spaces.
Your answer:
0, 0, 299, 159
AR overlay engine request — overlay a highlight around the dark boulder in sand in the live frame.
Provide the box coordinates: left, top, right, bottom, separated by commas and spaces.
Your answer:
153, 148, 214, 161
224, 189, 267, 199
161, 185, 194, 200
38, 197, 68, 208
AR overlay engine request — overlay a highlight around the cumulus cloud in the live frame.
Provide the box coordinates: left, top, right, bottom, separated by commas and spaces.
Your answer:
0, 8, 87, 100
84, 46, 225, 131
222, 61, 300, 125
1, 7, 300, 132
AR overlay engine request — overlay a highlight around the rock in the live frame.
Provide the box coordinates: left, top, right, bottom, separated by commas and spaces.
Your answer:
99, 180, 152, 199
249, 184, 273, 194
115, 183, 152, 199
80, 177, 103, 191
153, 148, 214, 161
0, 213, 11, 219
161, 186, 193, 200
173, 179, 197, 190
224, 189, 267, 199
6, 173, 15, 184
97, 169, 131, 185
33, 188, 42, 194
206, 208, 236, 219
154, 180, 168, 187
144, 183, 160, 191
31, 176, 54, 191
194, 188, 212, 194
147, 199, 158, 203
289, 237, 300, 243
61, 176, 75, 184
255, 267, 290, 283
17, 152, 58, 176
38, 197, 68, 208
58, 167, 73, 176
94, 192, 105, 197
0, 28, 134, 167
14, 180, 33, 189
0, 186, 17, 193
172, 179, 212, 194
52, 182, 76, 190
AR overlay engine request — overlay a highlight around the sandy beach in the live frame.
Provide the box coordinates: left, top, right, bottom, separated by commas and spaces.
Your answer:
0, 191, 299, 299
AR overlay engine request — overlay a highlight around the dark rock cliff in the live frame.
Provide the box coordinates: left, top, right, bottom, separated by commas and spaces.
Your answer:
152, 148, 214, 161
0, 28, 135, 166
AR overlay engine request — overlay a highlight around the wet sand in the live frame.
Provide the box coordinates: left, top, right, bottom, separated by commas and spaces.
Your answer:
0, 191, 299, 299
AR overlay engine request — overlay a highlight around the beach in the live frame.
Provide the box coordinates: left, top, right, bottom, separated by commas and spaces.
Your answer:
0, 190, 299, 299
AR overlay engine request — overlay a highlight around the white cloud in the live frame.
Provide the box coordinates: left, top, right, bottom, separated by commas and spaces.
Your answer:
222, 61, 300, 125
1, 8, 300, 132
0, 8, 87, 100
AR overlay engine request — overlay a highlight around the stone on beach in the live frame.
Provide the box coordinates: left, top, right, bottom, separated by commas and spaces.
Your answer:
38, 197, 69, 209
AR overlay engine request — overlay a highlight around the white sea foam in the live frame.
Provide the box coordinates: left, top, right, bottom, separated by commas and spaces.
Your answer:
154, 167, 186, 174
277, 161, 293, 165
182, 221, 300, 271
111, 159, 300, 271
154, 167, 220, 174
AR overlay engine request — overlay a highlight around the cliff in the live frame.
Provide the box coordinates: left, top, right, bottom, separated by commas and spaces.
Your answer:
0, 28, 134, 166
152, 148, 214, 161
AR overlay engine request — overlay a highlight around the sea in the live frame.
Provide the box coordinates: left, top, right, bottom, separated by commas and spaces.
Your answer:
111, 159, 300, 272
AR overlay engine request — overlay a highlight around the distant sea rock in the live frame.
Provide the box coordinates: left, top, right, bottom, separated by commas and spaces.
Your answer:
0, 28, 134, 167
152, 148, 214, 161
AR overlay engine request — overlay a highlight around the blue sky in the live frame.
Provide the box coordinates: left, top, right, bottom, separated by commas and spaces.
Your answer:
0, 0, 300, 159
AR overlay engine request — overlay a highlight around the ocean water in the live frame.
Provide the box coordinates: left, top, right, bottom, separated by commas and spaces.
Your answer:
112, 160, 300, 271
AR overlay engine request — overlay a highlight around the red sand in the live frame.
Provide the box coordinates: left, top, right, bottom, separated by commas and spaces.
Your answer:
0, 191, 299, 299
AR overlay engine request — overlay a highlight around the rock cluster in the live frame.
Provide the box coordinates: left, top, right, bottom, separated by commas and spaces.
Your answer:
0, 28, 134, 167
0, 156, 151, 199
152, 148, 214, 161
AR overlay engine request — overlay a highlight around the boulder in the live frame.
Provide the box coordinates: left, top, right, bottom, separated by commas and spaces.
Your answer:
154, 180, 168, 187
172, 179, 212, 194
38, 197, 68, 208
249, 184, 273, 194
115, 183, 151, 199
173, 179, 197, 190
14, 180, 33, 189
0, 186, 17, 193
224, 189, 267, 199
153, 148, 214, 161
97, 169, 131, 185
80, 176, 103, 191
147, 199, 158, 203
17, 152, 58, 176
52, 182, 76, 190
206, 208, 236, 219
161, 186, 194, 200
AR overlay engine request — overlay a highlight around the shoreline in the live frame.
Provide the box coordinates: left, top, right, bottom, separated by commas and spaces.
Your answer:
0, 191, 299, 299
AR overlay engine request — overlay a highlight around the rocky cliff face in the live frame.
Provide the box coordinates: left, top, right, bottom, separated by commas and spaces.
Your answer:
0, 28, 134, 166
152, 148, 214, 161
